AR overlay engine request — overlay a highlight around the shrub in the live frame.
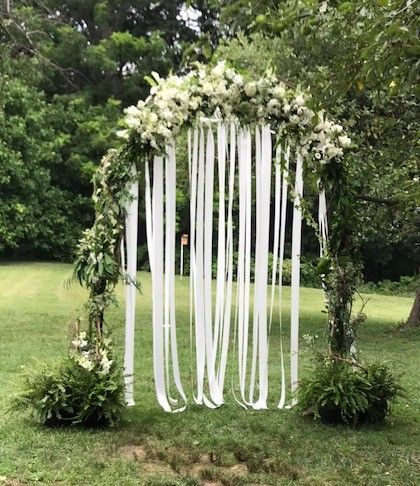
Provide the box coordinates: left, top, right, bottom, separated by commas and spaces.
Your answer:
359, 275, 419, 296
299, 355, 403, 426
12, 332, 126, 427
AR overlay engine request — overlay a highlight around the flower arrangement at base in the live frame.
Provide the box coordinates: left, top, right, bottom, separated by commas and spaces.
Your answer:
299, 354, 403, 426
12, 330, 126, 427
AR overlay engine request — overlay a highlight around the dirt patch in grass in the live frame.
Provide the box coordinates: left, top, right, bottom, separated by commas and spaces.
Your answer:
119, 444, 147, 462
0, 479, 26, 486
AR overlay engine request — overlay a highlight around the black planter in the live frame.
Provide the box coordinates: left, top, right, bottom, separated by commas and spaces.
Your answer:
318, 398, 389, 426
359, 398, 388, 425
318, 404, 345, 425
43, 409, 110, 428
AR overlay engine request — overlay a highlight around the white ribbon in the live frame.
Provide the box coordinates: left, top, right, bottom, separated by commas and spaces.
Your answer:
277, 144, 290, 409
145, 151, 186, 412
290, 152, 304, 404
123, 169, 138, 407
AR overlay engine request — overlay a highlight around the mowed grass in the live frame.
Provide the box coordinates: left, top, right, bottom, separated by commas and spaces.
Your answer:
0, 262, 419, 486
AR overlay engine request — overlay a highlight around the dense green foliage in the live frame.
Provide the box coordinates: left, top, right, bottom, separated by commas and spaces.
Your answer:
299, 356, 403, 425
217, 0, 419, 283
0, 0, 417, 283
0, 1, 219, 260
13, 331, 125, 427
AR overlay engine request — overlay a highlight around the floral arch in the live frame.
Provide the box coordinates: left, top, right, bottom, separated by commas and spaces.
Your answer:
74, 61, 351, 412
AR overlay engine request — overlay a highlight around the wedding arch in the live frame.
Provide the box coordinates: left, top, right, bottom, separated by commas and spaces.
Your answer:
74, 61, 351, 412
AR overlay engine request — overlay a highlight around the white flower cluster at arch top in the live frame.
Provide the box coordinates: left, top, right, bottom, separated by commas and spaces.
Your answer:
117, 61, 351, 165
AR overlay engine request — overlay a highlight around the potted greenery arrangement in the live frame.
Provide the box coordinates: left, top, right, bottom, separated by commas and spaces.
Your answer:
12, 326, 125, 427
299, 354, 403, 426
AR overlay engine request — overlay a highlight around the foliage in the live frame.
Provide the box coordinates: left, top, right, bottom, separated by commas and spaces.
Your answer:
217, 0, 419, 349
0, 74, 121, 260
360, 275, 420, 297
218, 1, 419, 282
299, 355, 403, 425
12, 330, 125, 427
73, 148, 138, 331
0, 1, 219, 260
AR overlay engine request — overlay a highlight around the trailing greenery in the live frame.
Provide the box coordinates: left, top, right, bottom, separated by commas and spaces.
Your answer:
299, 355, 403, 426
73, 148, 139, 332
12, 330, 125, 427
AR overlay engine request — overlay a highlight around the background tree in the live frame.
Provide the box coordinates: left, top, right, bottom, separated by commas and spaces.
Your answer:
218, 0, 419, 324
0, 0, 220, 259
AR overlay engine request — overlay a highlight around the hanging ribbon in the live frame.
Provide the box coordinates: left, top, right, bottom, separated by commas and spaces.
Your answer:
290, 152, 304, 405
145, 150, 186, 413
123, 169, 138, 407
277, 144, 290, 409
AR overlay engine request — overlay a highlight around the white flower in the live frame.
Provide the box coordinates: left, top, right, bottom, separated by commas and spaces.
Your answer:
326, 146, 343, 158
244, 82, 257, 97
212, 61, 226, 77
273, 85, 286, 98
202, 82, 213, 96
338, 135, 351, 147
290, 114, 300, 124
77, 354, 94, 371
293, 94, 305, 107
233, 74, 243, 86
149, 112, 158, 123
125, 116, 141, 129
125, 105, 140, 117
99, 356, 113, 375
320, 1, 328, 14
268, 99, 279, 110
117, 130, 130, 140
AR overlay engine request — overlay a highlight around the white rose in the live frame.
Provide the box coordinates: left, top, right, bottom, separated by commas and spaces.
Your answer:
326, 146, 343, 158
338, 135, 351, 147
233, 74, 243, 86
293, 94, 305, 107
244, 82, 257, 97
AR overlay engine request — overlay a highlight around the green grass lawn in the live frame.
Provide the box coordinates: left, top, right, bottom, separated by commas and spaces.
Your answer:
0, 262, 419, 486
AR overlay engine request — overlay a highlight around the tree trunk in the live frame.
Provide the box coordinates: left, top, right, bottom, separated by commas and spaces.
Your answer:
407, 287, 420, 326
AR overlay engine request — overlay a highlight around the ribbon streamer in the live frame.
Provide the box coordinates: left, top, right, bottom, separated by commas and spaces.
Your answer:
290, 152, 304, 404
123, 170, 138, 407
